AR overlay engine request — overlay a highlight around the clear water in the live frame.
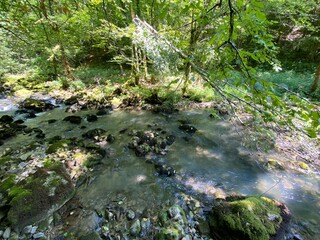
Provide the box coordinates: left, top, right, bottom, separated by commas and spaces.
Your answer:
1, 107, 319, 238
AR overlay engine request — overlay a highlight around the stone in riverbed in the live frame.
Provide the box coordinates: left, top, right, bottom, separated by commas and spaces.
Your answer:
127, 209, 136, 220
33, 232, 45, 239
154, 161, 175, 177
179, 124, 197, 134
2, 227, 11, 239
82, 128, 106, 140
157, 205, 187, 240
86, 114, 98, 122
130, 219, 141, 236
63, 115, 82, 124
0, 115, 13, 123
21, 98, 55, 112
79, 231, 102, 240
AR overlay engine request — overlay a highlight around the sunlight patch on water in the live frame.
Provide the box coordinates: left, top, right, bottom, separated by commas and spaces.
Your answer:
182, 177, 226, 199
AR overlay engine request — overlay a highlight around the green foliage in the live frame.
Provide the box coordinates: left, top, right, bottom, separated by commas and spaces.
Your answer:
258, 69, 314, 95
0, 0, 318, 137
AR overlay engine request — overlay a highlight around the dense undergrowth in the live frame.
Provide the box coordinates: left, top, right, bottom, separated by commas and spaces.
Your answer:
2, 62, 319, 105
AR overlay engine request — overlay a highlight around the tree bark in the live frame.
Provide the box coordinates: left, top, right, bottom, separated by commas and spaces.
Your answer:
310, 64, 320, 93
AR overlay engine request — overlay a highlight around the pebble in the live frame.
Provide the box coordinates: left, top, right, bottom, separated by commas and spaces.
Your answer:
3, 227, 11, 239
130, 219, 141, 236
23, 225, 33, 234
18, 162, 28, 168
30, 226, 38, 234
33, 232, 45, 239
126, 210, 135, 220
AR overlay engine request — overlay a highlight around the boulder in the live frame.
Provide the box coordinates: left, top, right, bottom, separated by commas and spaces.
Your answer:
64, 96, 79, 105
63, 116, 82, 124
154, 162, 176, 177
86, 114, 98, 122
179, 124, 197, 134
0, 115, 13, 124
21, 98, 55, 113
208, 196, 291, 240
1, 161, 74, 231
82, 128, 107, 140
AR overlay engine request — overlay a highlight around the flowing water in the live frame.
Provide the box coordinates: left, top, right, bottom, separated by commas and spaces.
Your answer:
1, 100, 319, 238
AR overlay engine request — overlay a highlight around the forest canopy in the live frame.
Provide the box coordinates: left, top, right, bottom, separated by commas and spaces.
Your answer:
0, 0, 319, 137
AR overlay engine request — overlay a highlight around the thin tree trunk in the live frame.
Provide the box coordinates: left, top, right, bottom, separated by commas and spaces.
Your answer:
143, 50, 148, 81
61, 45, 75, 80
182, 11, 199, 95
310, 64, 320, 93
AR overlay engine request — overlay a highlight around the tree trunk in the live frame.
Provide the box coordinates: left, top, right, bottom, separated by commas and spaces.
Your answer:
310, 64, 320, 93
60, 45, 75, 80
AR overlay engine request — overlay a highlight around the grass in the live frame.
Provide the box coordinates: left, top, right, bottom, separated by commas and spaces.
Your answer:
73, 64, 129, 85
257, 63, 320, 100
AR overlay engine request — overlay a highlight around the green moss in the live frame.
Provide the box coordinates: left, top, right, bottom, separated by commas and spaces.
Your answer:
0, 156, 12, 165
267, 159, 284, 170
9, 187, 32, 204
46, 139, 72, 154
156, 227, 180, 240
84, 154, 103, 168
298, 161, 309, 170
209, 196, 282, 240
43, 158, 62, 170
7, 187, 33, 225
0, 174, 16, 192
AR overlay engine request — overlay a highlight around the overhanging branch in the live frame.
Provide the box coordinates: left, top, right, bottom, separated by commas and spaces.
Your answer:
0, 24, 31, 45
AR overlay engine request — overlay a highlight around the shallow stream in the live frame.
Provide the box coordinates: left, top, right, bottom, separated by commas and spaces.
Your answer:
1, 99, 319, 238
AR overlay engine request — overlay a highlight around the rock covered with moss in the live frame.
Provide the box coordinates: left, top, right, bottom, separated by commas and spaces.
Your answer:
208, 196, 291, 240
20, 98, 56, 113
0, 159, 74, 231
156, 205, 188, 240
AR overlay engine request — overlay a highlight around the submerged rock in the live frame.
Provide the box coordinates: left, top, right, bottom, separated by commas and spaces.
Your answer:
208, 196, 291, 240
154, 161, 176, 177
0, 115, 13, 123
82, 128, 106, 140
179, 124, 197, 134
63, 115, 82, 124
86, 114, 98, 122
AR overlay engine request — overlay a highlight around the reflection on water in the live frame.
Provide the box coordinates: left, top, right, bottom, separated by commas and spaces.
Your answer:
1, 107, 319, 237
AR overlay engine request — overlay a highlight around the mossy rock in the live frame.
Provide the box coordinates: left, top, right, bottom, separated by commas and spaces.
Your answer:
21, 98, 54, 112
84, 154, 104, 168
156, 227, 180, 240
208, 196, 284, 240
298, 161, 309, 170
157, 205, 187, 240
0, 156, 13, 165
6, 165, 74, 230
266, 159, 284, 171
46, 139, 72, 154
